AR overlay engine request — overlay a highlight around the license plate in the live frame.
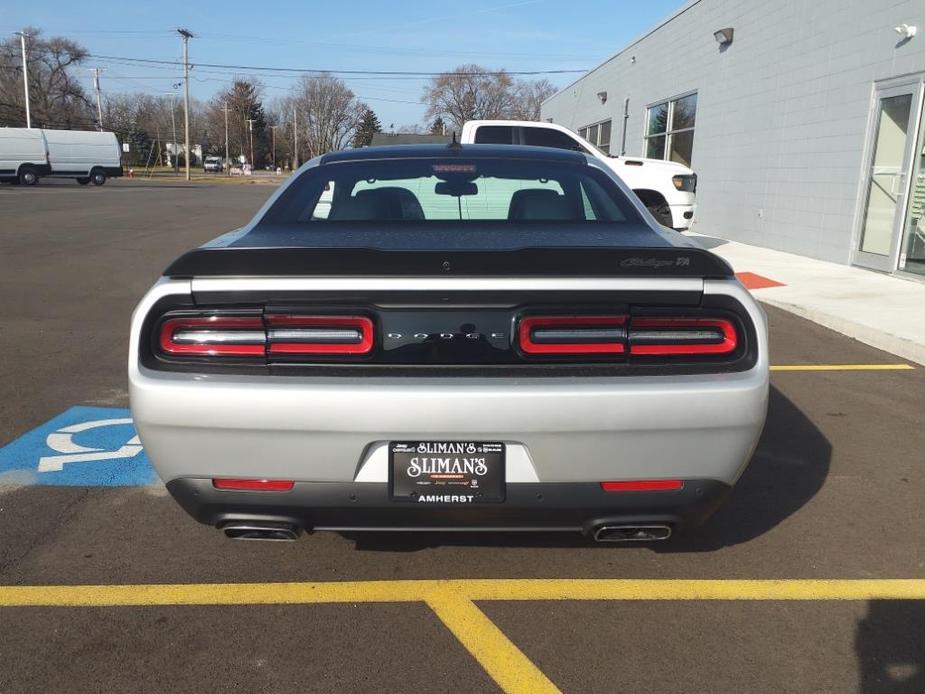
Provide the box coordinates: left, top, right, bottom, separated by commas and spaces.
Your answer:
389, 441, 505, 504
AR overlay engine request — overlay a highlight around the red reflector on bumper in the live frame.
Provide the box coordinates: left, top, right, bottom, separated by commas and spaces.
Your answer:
600, 480, 684, 492
212, 479, 295, 491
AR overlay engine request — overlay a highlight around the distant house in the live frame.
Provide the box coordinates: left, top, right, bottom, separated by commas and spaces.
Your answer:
369, 133, 452, 146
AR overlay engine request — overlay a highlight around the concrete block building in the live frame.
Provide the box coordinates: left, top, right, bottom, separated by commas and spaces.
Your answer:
541, 0, 925, 278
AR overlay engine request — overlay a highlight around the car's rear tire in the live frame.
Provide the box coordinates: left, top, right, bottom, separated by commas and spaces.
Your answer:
18, 167, 39, 186
90, 169, 107, 186
76, 177, 90, 185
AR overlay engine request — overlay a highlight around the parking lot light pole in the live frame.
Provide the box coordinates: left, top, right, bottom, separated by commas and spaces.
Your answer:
245, 118, 255, 168
293, 107, 299, 169
223, 102, 230, 176
14, 31, 31, 128
91, 68, 103, 130
269, 125, 278, 169
177, 28, 194, 182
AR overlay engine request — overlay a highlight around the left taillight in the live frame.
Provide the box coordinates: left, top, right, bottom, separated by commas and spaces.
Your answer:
158, 315, 266, 357
265, 314, 374, 356
156, 312, 375, 360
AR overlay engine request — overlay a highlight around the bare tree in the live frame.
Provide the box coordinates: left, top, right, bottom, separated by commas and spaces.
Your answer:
291, 73, 365, 157
509, 78, 557, 121
0, 28, 93, 128
422, 64, 515, 131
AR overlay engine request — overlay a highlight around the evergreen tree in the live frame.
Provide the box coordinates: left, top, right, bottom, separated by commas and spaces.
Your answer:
352, 108, 382, 148
429, 116, 446, 135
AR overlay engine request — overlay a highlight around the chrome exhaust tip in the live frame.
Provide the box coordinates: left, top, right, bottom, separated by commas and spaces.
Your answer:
592, 524, 672, 542
221, 521, 301, 541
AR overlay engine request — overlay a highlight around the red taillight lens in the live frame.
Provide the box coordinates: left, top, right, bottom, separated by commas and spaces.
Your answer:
159, 316, 265, 356
601, 480, 684, 492
628, 317, 738, 356
212, 478, 295, 491
265, 315, 374, 355
518, 315, 627, 355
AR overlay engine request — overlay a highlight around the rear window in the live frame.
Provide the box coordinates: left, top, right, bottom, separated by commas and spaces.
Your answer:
261, 157, 641, 225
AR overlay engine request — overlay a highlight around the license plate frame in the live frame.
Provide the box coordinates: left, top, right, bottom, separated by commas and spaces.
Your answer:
388, 441, 505, 504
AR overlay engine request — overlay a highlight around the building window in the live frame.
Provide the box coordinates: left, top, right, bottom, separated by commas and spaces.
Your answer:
578, 119, 612, 154
645, 92, 696, 167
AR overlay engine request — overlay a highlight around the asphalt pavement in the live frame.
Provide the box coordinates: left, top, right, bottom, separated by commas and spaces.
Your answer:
0, 179, 923, 693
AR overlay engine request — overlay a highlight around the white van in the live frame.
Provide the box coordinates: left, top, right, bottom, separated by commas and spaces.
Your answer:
43, 129, 123, 185
0, 128, 123, 186
0, 128, 50, 185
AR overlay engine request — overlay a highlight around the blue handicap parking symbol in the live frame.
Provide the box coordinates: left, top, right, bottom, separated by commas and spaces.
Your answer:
0, 406, 158, 486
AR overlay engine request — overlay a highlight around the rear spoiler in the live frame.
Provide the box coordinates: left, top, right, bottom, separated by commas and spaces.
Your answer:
163, 247, 733, 278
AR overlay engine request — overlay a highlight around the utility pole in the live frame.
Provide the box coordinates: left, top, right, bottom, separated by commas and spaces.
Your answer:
91, 68, 104, 130
169, 97, 178, 174
292, 106, 299, 169
14, 31, 31, 128
177, 28, 194, 181
269, 124, 278, 169
245, 117, 255, 168
223, 101, 230, 176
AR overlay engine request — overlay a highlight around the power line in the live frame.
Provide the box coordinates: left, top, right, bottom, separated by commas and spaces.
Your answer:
87, 54, 586, 77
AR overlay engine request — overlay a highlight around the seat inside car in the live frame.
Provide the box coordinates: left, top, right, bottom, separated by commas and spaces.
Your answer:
330, 187, 425, 221
507, 188, 581, 221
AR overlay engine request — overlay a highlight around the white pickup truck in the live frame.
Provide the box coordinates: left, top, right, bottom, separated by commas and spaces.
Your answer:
460, 120, 696, 230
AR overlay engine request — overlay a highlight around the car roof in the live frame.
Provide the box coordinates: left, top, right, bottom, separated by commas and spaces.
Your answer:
320, 143, 587, 165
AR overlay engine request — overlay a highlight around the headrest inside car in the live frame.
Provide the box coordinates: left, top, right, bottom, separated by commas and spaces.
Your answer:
330, 187, 424, 221
508, 188, 579, 221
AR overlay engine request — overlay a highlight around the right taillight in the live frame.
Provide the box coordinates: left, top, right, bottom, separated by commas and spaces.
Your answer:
628, 317, 738, 356
518, 315, 627, 355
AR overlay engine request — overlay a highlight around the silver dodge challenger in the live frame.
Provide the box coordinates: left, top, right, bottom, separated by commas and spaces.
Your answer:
129, 143, 768, 542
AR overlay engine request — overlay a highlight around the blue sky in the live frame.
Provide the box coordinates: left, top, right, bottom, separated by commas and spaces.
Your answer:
3, 0, 687, 126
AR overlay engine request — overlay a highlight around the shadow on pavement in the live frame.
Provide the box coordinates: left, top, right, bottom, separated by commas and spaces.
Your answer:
856, 600, 925, 693
349, 385, 831, 552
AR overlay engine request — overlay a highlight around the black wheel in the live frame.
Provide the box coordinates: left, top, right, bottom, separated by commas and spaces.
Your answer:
18, 167, 39, 186
647, 202, 673, 228
76, 177, 90, 185
90, 170, 107, 186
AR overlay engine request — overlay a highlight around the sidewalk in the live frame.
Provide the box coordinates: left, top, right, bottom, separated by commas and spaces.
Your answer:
689, 233, 925, 365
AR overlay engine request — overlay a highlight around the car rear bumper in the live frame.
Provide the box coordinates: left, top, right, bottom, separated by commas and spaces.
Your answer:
131, 366, 767, 488
166, 477, 732, 533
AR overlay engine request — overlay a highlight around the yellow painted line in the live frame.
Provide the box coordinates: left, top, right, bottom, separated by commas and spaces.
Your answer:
427, 591, 560, 694
6, 579, 925, 694
771, 364, 914, 371
3, 579, 925, 608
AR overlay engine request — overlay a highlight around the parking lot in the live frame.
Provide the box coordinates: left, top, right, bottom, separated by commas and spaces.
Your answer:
1, 180, 923, 693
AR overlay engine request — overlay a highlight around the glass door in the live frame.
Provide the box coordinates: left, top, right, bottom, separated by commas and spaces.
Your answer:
899, 96, 925, 277
855, 84, 922, 272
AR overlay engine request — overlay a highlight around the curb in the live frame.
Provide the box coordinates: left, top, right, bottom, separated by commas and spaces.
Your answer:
760, 297, 925, 366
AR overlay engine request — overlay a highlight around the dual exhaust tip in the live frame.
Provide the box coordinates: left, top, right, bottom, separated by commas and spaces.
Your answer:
220, 521, 672, 543
591, 524, 672, 543
222, 521, 301, 541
